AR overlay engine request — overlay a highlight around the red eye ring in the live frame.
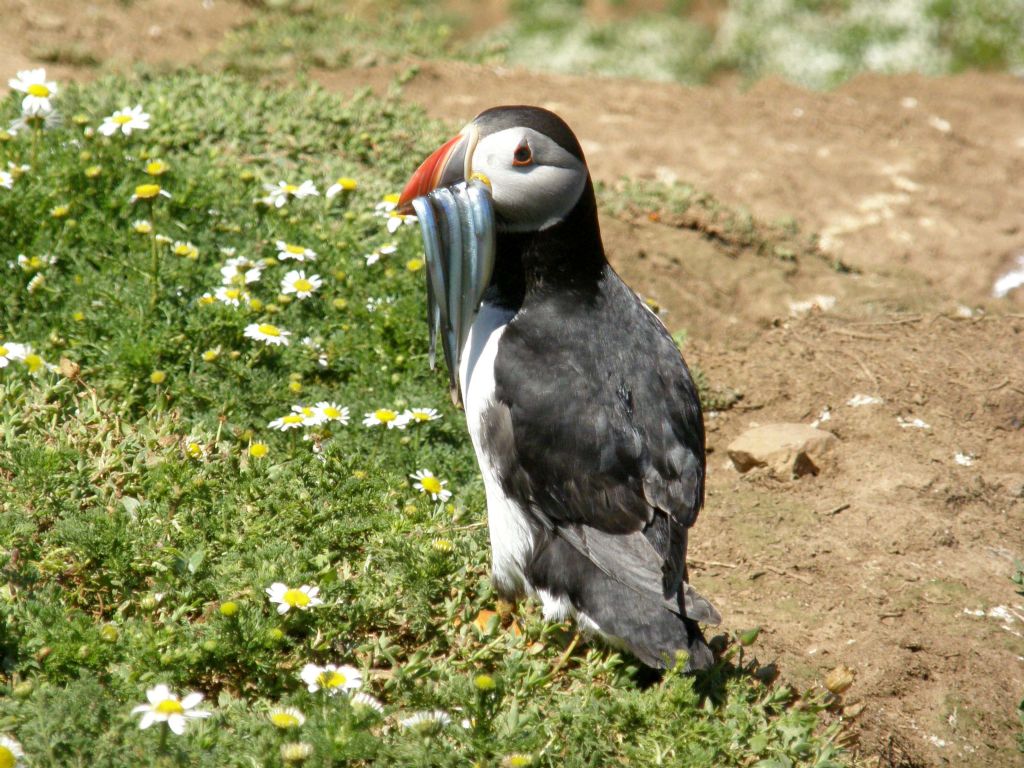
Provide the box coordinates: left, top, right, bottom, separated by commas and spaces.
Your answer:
512, 141, 532, 166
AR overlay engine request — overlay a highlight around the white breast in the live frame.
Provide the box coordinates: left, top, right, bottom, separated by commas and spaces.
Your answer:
459, 302, 536, 597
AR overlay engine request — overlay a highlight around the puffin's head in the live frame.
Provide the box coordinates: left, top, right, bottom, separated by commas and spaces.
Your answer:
398, 105, 590, 233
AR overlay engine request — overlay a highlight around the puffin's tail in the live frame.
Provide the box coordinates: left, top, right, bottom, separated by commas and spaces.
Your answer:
531, 535, 720, 671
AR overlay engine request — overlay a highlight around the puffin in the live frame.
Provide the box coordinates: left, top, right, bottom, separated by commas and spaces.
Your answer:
398, 106, 720, 671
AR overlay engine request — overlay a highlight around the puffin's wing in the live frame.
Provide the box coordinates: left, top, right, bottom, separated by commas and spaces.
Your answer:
489, 277, 717, 622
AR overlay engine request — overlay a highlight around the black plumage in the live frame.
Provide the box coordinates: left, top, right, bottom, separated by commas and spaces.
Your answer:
479, 146, 718, 669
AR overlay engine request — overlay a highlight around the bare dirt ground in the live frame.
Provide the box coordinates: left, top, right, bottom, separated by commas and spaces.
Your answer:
4, 4, 1023, 766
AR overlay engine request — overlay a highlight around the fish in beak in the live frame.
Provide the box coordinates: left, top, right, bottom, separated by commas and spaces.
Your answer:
398, 125, 495, 406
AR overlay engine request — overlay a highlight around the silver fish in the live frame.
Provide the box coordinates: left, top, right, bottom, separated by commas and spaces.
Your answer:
411, 179, 495, 405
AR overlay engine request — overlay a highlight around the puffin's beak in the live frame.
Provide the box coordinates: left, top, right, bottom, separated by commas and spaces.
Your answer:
399, 125, 494, 407
397, 132, 466, 214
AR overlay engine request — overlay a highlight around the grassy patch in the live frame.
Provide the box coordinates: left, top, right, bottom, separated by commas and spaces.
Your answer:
1, 72, 855, 766
217, 0, 458, 76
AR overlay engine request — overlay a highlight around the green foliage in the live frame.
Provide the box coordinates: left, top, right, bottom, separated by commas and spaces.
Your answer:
471, 0, 717, 84
716, 0, 1024, 89
217, 0, 457, 75
0, 73, 854, 766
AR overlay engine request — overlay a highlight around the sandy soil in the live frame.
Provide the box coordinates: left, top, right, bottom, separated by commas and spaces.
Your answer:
3, 4, 1023, 766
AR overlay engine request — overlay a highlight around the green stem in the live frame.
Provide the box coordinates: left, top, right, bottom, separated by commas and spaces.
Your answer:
148, 202, 159, 311
30, 122, 40, 168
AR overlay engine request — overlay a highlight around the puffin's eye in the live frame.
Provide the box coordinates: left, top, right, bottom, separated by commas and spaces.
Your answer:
512, 140, 533, 166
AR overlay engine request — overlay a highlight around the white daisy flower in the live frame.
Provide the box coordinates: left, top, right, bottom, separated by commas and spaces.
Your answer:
0, 734, 25, 767
399, 710, 451, 732
98, 105, 150, 137
130, 183, 171, 203
404, 407, 441, 424
268, 413, 307, 431
387, 212, 416, 234
221, 259, 262, 285
365, 296, 394, 313
172, 241, 199, 261
410, 469, 453, 502
374, 196, 399, 215
275, 241, 317, 262
262, 180, 318, 208
214, 286, 250, 307
291, 404, 323, 426
9, 108, 62, 134
268, 706, 306, 729
265, 582, 323, 614
280, 743, 314, 762
299, 663, 362, 695
0, 171, 13, 190
375, 195, 417, 233
0, 342, 27, 368
350, 691, 384, 715
281, 270, 322, 299
244, 323, 290, 346
131, 684, 211, 735
315, 402, 349, 424
326, 176, 357, 199
9, 68, 57, 115
362, 408, 410, 429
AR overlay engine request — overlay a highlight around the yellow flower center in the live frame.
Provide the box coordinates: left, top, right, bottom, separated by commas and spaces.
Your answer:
249, 443, 268, 458
282, 415, 304, 426
0, 346, 7, 357
134, 221, 152, 234
283, 588, 310, 607
412, 411, 430, 422
383, 193, 400, 204
318, 670, 346, 689
0, 746, 15, 768
294, 278, 313, 293
283, 184, 298, 194
187, 442, 202, 458
420, 476, 442, 495
146, 161, 167, 175
155, 698, 185, 715
27, 83, 50, 97
271, 711, 300, 728
336, 177, 357, 190
134, 184, 161, 200
285, 244, 305, 255
257, 324, 280, 337
113, 114, 133, 125
225, 289, 241, 299
322, 407, 340, 419
406, 258, 424, 272
374, 409, 396, 423
24, 354, 43, 372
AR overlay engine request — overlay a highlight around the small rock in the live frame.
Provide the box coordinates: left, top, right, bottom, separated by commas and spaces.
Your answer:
825, 664, 856, 695
727, 423, 837, 478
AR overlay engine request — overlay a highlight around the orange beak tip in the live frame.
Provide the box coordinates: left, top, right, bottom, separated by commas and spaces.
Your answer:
399, 132, 464, 209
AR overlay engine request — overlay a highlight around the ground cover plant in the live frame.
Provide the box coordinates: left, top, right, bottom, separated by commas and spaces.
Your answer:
0, 71, 860, 766
222, 0, 1024, 90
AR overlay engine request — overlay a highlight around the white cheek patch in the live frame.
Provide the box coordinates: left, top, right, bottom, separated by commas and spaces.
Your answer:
491, 164, 586, 231
473, 128, 587, 232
